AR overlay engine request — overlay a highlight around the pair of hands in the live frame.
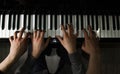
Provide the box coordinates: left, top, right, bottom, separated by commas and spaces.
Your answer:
57, 25, 100, 56
8, 28, 50, 60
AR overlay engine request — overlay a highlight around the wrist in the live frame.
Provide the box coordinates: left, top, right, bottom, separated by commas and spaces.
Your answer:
67, 49, 77, 54
32, 51, 42, 59
7, 53, 17, 63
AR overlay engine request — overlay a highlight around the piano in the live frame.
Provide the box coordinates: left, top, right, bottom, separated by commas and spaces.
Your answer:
0, 0, 120, 41
0, 0, 120, 74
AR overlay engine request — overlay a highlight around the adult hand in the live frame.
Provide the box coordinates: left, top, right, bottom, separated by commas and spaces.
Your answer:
9, 28, 29, 60
81, 26, 100, 56
56, 25, 78, 54
31, 30, 50, 59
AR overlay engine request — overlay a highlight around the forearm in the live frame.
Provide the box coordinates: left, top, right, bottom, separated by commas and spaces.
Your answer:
69, 50, 86, 74
16, 54, 36, 74
86, 54, 102, 74
0, 54, 16, 73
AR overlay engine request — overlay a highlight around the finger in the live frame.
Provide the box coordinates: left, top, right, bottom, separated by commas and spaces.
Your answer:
40, 30, 45, 38
9, 36, 13, 43
56, 36, 63, 45
33, 30, 37, 38
61, 25, 67, 36
81, 41, 85, 51
23, 32, 29, 40
82, 29, 89, 40
67, 24, 74, 35
14, 31, 18, 39
30, 33, 33, 39
67, 24, 70, 35
88, 25, 93, 37
70, 24, 74, 33
44, 37, 51, 48
37, 30, 40, 38
18, 27, 25, 39
75, 31, 79, 38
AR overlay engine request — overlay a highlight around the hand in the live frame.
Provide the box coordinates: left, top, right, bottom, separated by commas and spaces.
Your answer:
31, 30, 50, 59
81, 26, 100, 56
9, 28, 29, 61
56, 25, 78, 54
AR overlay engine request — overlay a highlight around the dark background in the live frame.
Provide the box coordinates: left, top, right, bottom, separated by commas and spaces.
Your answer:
0, 0, 120, 13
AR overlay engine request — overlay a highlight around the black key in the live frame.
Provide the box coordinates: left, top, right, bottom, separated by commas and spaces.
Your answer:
2, 14, 5, 30
112, 15, 116, 30
106, 15, 109, 30
66, 15, 68, 24
81, 15, 83, 30
13, 14, 16, 30
102, 15, 105, 30
8, 14, 11, 30
70, 15, 72, 24
39, 15, 41, 30
17, 14, 20, 30
24, 14, 26, 29
61, 15, 64, 25
96, 15, 98, 30
91, 15, 94, 30
43, 15, 46, 30
50, 15, 52, 30
87, 15, 90, 26
28, 14, 31, 30
35, 14, 37, 30
116, 16, 119, 30
76, 15, 79, 31
55, 15, 57, 30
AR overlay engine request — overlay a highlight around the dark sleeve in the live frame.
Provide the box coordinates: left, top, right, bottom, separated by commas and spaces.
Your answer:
16, 55, 36, 74
68, 51, 86, 74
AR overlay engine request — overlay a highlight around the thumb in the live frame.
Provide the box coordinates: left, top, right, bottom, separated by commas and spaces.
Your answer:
81, 41, 85, 51
56, 35, 63, 45
44, 37, 51, 48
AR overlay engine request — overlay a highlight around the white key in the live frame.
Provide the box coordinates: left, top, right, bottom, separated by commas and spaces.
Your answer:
104, 15, 108, 38
56, 15, 62, 36
25, 14, 29, 32
32, 14, 35, 31
19, 14, 24, 29
9, 14, 14, 37
98, 15, 103, 38
52, 15, 55, 37
63, 15, 66, 25
37, 15, 40, 29
72, 15, 77, 34
41, 15, 44, 30
47, 15, 51, 37
119, 16, 120, 37
29, 14, 34, 32
108, 15, 113, 38
78, 15, 83, 38
30, 14, 35, 31
3, 14, 9, 38
0, 14, 3, 38
93, 15, 96, 32
44, 15, 48, 38
114, 16, 118, 38
68, 15, 70, 24
95, 15, 101, 37
89, 15, 92, 27
83, 15, 86, 29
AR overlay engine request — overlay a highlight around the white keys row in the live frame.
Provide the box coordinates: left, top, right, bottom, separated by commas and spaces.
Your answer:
0, 14, 120, 38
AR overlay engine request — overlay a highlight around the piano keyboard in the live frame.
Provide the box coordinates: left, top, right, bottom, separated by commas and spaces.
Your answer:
0, 13, 120, 38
